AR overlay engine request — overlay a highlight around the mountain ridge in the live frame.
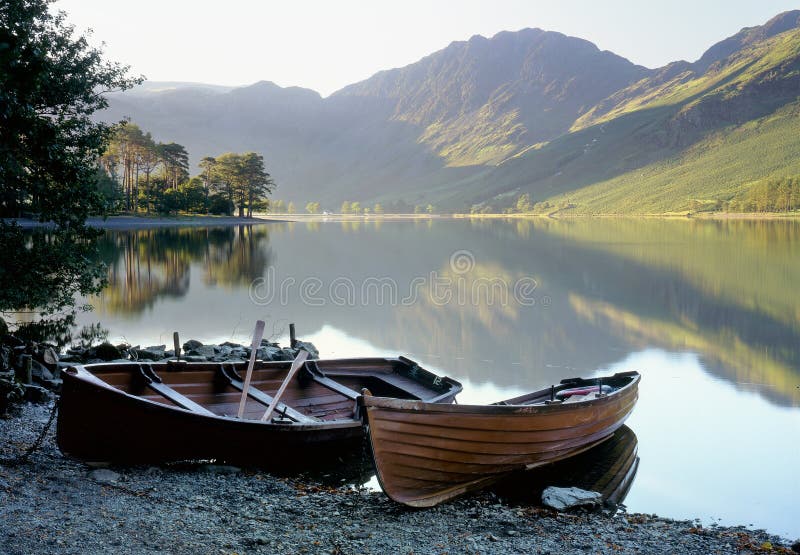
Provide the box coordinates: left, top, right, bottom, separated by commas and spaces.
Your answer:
102, 11, 800, 212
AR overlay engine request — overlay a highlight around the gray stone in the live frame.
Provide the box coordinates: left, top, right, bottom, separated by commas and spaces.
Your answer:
89, 469, 121, 484
132, 348, 165, 361
187, 345, 217, 358
255, 346, 279, 360
22, 384, 50, 403
182, 355, 207, 362
40, 378, 62, 393
42, 347, 59, 365
93, 342, 122, 361
542, 486, 602, 511
182, 340, 203, 351
294, 341, 319, 359
200, 464, 241, 475
30, 359, 54, 381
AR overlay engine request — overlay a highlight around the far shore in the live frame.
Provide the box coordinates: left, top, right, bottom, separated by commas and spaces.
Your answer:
5, 215, 286, 230
6, 210, 798, 230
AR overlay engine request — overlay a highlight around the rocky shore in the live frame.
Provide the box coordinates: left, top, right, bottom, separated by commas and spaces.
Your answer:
0, 330, 319, 412
1, 402, 796, 555
2, 332, 798, 554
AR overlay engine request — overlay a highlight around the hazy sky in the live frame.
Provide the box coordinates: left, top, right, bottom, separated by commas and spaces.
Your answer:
57, 0, 799, 96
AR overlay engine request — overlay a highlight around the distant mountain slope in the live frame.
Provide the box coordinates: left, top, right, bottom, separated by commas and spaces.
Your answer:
334, 28, 648, 166
471, 11, 800, 213
103, 11, 800, 213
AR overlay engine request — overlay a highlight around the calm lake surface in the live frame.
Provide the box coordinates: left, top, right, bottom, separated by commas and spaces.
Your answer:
74, 218, 800, 538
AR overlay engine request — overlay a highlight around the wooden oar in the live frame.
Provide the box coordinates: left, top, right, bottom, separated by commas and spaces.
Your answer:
236, 320, 266, 419
260, 350, 309, 422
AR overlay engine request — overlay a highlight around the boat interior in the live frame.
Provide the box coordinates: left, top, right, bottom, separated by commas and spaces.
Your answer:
494, 372, 639, 407
73, 357, 458, 422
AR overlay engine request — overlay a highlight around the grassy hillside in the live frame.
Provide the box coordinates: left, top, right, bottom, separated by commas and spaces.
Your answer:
538, 101, 800, 213
105, 12, 800, 213
468, 20, 800, 214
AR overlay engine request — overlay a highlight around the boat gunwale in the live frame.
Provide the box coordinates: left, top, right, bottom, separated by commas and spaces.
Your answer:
361, 371, 639, 416
61, 363, 358, 431
62, 356, 462, 430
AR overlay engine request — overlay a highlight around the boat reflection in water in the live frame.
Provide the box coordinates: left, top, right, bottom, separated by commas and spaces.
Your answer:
492, 425, 639, 508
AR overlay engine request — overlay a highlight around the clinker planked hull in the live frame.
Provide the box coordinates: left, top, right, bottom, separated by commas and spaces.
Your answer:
362, 371, 639, 506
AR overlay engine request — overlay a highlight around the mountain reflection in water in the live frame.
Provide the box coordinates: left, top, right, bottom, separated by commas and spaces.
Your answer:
73, 218, 800, 537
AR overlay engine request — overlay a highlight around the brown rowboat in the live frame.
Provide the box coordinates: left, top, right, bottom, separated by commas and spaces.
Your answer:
360, 371, 640, 506
57, 356, 461, 469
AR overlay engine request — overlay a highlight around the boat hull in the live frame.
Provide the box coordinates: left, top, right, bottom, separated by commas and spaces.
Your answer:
361, 372, 639, 506
57, 369, 363, 469
57, 357, 461, 470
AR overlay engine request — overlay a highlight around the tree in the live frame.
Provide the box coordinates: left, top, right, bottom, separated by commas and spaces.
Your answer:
340, 201, 351, 214
271, 199, 285, 213
373, 203, 384, 215
160, 142, 189, 190
515, 193, 533, 213
305, 202, 321, 214
0, 0, 139, 331
287, 201, 296, 214
350, 202, 361, 214
426, 204, 435, 214
137, 132, 161, 214
240, 152, 274, 217
198, 156, 216, 204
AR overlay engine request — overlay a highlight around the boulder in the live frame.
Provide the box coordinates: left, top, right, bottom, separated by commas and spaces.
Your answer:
541, 486, 602, 511
187, 345, 217, 358
132, 347, 165, 361
89, 469, 121, 484
30, 359, 54, 381
94, 343, 122, 361
182, 339, 203, 351
42, 347, 59, 365
23, 384, 51, 404
256, 346, 282, 360
182, 355, 207, 362
294, 341, 320, 359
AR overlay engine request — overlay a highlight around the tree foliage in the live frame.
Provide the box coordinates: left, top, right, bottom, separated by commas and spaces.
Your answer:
0, 0, 141, 226
0, 0, 139, 328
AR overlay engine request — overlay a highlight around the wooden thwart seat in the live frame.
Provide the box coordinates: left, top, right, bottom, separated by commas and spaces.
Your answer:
146, 380, 216, 416
217, 364, 319, 423
138, 364, 215, 416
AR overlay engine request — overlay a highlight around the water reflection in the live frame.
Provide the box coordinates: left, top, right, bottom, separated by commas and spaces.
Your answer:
84, 219, 800, 407
493, 425, 639, 508
76, 218, 800, 536
93, 226, 272, 314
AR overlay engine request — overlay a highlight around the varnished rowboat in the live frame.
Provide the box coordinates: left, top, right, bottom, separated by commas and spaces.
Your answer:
360, 371, 639, 506
57, 356, 461, 469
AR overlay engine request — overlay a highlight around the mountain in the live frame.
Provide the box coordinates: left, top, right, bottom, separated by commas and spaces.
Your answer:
333, 28, 648, 166
102, 11, 800, 213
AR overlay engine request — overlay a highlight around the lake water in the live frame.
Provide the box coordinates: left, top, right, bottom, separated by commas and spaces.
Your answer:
73, 218, 800, 539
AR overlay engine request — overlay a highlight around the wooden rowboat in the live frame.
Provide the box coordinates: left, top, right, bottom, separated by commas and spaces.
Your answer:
360, 371, 639, 507
57, 356, 461, 469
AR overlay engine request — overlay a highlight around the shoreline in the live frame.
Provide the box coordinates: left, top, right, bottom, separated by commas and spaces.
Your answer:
1, 403, 797, 554
5, 215, 286, 230
6, 212, 798, 230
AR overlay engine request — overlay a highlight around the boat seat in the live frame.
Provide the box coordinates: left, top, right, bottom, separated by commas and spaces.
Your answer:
562, 392, 596, 404
139, 364, 216, 416
217, 364, 319, 423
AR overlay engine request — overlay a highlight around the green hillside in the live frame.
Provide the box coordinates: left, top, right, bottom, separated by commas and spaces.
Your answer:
106, 11, 800, 213
529, 101, 800, 214
468, 17, 800, 214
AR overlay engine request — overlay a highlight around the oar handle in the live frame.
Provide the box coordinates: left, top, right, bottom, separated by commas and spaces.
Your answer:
237, 320, 266, 418
260, 350, 309, 422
